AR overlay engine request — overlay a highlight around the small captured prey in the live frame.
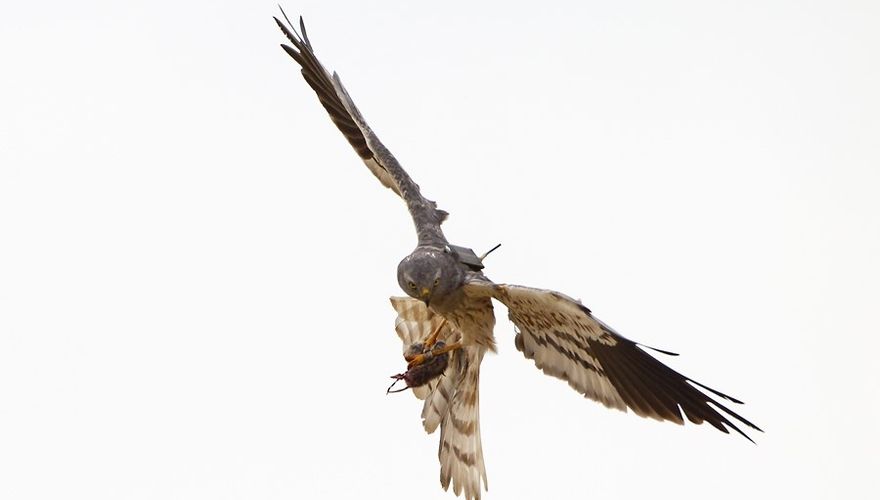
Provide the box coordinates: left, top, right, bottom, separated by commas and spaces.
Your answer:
276, 10, 761, 500
386, 339, 451, 394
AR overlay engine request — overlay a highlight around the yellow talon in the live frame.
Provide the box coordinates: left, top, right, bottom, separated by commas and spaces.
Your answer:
424, 318, 448, 349
407, 341, 462, 369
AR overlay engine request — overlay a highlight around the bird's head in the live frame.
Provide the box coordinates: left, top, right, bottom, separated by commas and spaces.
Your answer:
397, 247, 464, 307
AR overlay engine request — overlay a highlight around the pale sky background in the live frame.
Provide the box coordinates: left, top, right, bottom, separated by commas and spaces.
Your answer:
2, 1, 879, 499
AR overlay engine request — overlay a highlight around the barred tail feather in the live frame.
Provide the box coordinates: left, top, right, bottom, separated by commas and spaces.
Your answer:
389, 297, 489, 498
439, 347, 488, 500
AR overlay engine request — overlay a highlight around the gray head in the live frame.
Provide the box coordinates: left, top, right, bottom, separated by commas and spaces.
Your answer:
397, 247, 465, 307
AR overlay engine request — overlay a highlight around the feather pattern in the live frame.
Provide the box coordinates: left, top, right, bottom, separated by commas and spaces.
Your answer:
463, 281, 763, 442
275, 12, 448, 246
391, 297, 488, 500
439, 346, 488, 500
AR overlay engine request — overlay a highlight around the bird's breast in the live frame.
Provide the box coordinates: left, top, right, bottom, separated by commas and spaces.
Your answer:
431, 292, 497, 351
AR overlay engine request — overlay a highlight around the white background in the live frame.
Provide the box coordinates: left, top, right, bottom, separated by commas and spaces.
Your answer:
2, 1, 879, 499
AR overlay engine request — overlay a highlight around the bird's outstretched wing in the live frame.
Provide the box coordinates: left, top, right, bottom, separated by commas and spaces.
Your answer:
463, 280, 762, 442
275, 11, 447, 246
391, 297, 488, 500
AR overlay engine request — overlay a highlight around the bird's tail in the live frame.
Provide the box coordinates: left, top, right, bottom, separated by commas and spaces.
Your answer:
439, 346, 488, 500
389, 297, 488, 499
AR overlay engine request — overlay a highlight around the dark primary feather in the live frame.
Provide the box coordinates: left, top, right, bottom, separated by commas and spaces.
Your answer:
274, 14, 373, 161
587, 333, 761, 442
466, 281, 762, 442
275, 10, 449, 246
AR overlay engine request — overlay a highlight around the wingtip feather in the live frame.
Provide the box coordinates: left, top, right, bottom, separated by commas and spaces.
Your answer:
637, 343, 680, 356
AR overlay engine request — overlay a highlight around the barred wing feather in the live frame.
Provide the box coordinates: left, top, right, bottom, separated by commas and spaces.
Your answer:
464, 281, 762, 442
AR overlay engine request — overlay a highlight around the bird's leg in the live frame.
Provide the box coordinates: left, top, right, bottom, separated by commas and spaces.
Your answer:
407, 341, 462, 369
422, 318, 448, 350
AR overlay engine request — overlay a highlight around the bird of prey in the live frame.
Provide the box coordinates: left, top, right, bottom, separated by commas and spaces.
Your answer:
275, 12, 761, 500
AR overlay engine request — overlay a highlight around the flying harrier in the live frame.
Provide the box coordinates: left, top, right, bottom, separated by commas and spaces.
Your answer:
275, 12, 761, 500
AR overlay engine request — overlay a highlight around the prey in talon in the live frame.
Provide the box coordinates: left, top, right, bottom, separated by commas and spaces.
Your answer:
387, 341, 450, 394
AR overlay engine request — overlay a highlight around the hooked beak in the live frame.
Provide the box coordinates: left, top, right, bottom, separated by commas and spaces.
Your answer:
420, 287, 431, 305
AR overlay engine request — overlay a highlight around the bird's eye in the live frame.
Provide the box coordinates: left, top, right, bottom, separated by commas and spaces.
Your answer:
408, 281, 417, 290
433, 278, 440, 286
